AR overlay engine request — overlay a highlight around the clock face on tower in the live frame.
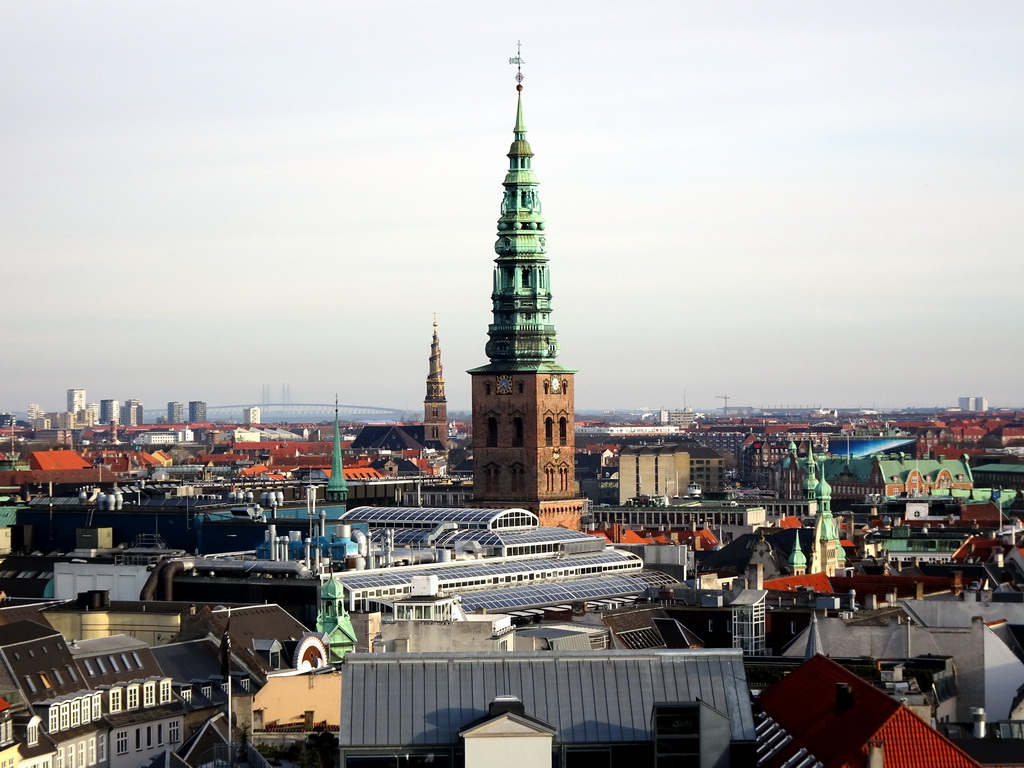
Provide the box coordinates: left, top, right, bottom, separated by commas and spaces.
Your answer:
550, 376, 560, 392
496, 375, 513, 395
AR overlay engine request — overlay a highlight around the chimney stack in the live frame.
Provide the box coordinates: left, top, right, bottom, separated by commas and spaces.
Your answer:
835, 682, 854, 714
867, 739, 884, 768
972, 707, 987, 739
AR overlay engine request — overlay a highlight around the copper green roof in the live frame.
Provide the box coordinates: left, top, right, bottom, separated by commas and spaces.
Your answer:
469, 88, 575, 376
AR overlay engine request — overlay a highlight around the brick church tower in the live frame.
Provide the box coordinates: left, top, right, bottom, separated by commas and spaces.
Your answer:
423, 316, 449, 449
468, 75, 584, 530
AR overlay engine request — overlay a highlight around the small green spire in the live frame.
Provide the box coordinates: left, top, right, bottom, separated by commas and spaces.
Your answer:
326, 396, 348, 504
789, 529, 807, 569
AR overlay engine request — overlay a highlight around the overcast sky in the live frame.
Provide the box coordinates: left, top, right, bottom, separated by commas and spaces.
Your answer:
3, 1, 1023, 414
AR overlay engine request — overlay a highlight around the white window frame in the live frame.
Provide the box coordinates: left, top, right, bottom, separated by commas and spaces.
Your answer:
159, 679, 172, 704
48, 707, 59, 733
169, 719, 180, 744
143, 682, 155, 707
126, 685, 139, 710
109, 687, 122, 713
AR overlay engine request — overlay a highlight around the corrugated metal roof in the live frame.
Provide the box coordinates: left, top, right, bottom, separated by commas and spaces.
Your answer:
340, 649, 756, 747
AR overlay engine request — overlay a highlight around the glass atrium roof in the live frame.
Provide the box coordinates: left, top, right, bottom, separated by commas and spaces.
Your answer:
334, 549, 642, 592
340, 506, 539, 530
455, 573, 676, 612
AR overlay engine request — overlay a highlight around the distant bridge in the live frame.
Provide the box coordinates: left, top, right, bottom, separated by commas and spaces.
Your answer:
146, 403, 408, 423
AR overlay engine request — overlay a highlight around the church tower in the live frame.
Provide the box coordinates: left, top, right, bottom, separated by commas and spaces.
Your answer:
325, 402, 348, 506
468, 64, 584, 530
423, 316, 449, 449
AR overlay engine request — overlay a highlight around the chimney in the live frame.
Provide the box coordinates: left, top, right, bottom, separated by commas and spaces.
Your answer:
835, 682, 854, 714
747, 562, 764, 591
972, 707, 987, 739
864, 593, 878, 611
915, 582, 925, 600
867, 739, 884, 768
489, 695, 526, 718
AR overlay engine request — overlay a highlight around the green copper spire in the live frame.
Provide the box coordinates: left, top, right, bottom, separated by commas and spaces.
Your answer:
326, 398, 348, 504
802, 443, 819, 495
469, 79, 573, 375
789, 528, 807, 570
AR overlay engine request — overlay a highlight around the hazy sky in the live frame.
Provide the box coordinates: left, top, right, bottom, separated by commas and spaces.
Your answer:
4, 1, 1023, 414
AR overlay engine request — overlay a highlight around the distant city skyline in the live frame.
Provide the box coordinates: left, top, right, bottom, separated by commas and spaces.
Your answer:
5, 384, 1009, 418
4, 2, 1023, 411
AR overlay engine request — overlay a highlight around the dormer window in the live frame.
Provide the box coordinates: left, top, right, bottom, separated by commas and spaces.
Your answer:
143, 682, 155, 707
27, 718, 39, 747
201, 685, 212, 698
126, 685, 139, 710
48, 707, 58, 733
92, 693, 102, 719
59, 703, 70, 730
179, 687, 192, 702
109, 688, 122, 713
70, 699, 80, 728
160, 680, 172, 704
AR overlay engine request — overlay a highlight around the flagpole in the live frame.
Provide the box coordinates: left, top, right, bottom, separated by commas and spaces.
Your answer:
226, 607, 234, 766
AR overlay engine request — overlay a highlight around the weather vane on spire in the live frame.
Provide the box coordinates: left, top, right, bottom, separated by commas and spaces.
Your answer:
509, 41, 525, 91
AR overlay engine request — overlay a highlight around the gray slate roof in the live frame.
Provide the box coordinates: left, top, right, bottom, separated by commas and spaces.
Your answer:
340, 648, 755, 747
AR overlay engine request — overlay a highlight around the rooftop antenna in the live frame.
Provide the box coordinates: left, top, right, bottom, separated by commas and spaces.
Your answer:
510, 40, 525, 90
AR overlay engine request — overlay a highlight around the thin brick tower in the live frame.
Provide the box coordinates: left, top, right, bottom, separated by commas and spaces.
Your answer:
423, 316, 448, 448
468, 49, 584, 530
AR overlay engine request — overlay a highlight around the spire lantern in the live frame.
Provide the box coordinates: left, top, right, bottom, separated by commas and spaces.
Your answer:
326, 396, 348, 504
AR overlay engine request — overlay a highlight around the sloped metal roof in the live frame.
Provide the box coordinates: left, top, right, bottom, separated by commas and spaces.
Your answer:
340, 649, 756, 747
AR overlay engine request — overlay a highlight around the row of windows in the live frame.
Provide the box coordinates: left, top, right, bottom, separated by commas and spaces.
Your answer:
47, 679, 172, 733
52, 735, 105, 768
115, 720, 179, 755
81, 651, 145, 677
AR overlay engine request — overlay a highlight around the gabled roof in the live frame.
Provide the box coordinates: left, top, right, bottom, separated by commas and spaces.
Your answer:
27, 450, 91, 471
760, 654, 981, 768
341, 649, 756, 748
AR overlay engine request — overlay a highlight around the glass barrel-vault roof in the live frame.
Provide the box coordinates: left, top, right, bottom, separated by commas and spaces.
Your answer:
456, 574, 671, 612
340, 506, 539, 530
333, 549, 642, 592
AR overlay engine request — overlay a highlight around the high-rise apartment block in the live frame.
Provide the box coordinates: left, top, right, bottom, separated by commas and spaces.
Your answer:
167, 401, 184, 422
188, 401, 207, 423
958, 396, 988, 412
242, 406, 261, 425
67, 388, 86, 414
99, 399, 120, 424
27, 404, 44, 421
123, 399, 144, 426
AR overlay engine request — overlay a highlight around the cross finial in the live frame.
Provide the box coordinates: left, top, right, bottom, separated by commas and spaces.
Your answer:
509, 41, 525, 91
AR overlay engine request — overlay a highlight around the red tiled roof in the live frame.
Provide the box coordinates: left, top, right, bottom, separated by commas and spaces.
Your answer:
28, 450, 91, 471
763, 572, 833, 593
829, 574, 954, 599
778, 516, 804, 529
761, 655, 981, 768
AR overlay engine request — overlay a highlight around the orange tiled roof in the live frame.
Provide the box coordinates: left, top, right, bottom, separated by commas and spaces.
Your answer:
28, 450, 91, 471
778, 516, 804, 529
761, 655, 981, 768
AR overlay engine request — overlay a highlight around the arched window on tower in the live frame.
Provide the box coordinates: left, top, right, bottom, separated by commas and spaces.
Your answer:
487, 417, 498, 447
513, 417, 524, 447
545, 418, 553, 447
559, 417, 567, 445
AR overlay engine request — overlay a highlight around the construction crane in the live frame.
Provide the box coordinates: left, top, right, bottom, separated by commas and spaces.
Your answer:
716, 395, 730, 415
